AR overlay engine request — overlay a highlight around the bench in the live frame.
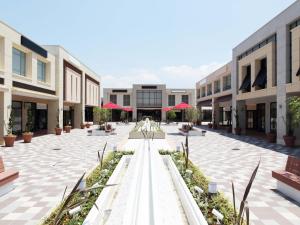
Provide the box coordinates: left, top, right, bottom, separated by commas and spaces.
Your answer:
0, 156, 19, 196
272, 156, 300, 203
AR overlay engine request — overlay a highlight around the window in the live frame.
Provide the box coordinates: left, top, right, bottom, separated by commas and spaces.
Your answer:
214, 80, 220, 93
123, 95, 130, 106
207, 84, 212, 96
136, 90, 162, 108
12, 48, 26, 76
201, 87, 206, 97
110, 95, 117, 104
223, 75, 231, 91
252, 58, 267, 89
168, 95, 175, 106
37, 60, 46, 82
239, 65, 251, 93
182, 95, 189, 104
196, 89, 200, 98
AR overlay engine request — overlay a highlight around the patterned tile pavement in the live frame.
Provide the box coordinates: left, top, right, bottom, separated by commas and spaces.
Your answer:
163, 124, 300, 225
0, 124, 133, 225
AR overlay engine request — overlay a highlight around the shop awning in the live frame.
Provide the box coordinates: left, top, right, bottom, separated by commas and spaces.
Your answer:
214, 94, 232, 103
252, 67, 267, 88
297, 67, 300, 76
173, 102, 192, 109
122, 107, 133, 112
197, 99, 212, 107
239, 73, 251, 91
162, 107, 173, 112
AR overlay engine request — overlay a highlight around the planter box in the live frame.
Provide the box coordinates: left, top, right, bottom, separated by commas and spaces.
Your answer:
83, 156, 131, 225
179, 129, 205, 136
128, 130, 165, 139
162, 155, 208, 225
90, 129, 114, 136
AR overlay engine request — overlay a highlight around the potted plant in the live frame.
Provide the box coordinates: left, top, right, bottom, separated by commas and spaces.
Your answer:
227, 125, 232, 133
80, 123, 86, 129
3, 111, 16, 147
185, 107, 199, 129
23, 108, 33, 143
86, 122, 91, 128
55, 109, 62, 135
283, 97, 300, 147
208, 121, 212, 128
212, 111, 218, 129
234, 109, 241, 135
267, 119, 276, 143
64, 120, 72, 133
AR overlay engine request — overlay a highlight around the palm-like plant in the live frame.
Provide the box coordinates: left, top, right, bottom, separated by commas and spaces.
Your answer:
231, 161, 260, 225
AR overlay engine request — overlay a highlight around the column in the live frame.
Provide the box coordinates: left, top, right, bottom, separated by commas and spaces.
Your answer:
48, 100, 61, 133
265, 101, 271, 133
236, 100, 246, 134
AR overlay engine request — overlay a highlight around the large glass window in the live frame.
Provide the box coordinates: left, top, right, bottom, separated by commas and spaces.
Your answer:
182, 95, 189, 104
136, 90, 162, 108
12, 101, 22, 134
168, 95, 175, 106
207, 84, 212, 96
201, 87, 206, 97
110, 95, 117, 104
12, 48, 26, 76
123, 95, 130, 106
214, 80, 220, 93
37, 60, 46, 82
223, 75, 231, 91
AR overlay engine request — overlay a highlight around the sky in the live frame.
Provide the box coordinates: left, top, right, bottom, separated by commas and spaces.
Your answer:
0, 0, 296, 90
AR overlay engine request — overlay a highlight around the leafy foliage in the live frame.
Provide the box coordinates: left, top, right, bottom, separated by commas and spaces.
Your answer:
287, 96, 300, 135
25, 108, 33, 133
6, 110, 15, 135
234, 109, 240, 128
120, 111, 127, 121
167, 110, 176, 122
185, 107, 200, 125
93, 107, 111, 125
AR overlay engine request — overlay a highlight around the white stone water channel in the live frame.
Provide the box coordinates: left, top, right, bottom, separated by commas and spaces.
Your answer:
83, 119, 207, 225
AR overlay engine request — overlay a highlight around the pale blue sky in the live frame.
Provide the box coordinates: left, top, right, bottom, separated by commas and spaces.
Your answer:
0, 0, 296, 88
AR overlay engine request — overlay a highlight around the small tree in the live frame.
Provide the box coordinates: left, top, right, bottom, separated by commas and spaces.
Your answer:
56, 109, 60, 128
287, 96, 300, 136
167, 110, 176, 123
93, 107, 111, 126
25, 108, 33, 133
234, 109, 240, 128
6, 110, 15, 136
120, 111, 127, 122
185, 107, 199, 126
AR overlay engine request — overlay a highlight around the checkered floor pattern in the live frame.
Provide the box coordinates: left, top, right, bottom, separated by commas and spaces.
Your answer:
0, 124, 133, 225
164, 124, 300, 225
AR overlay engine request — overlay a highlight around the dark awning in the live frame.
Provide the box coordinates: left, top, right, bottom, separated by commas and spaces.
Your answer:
297, 67, 300, 76
197, 99, 212, 107
239, 73, 251, 91
215, 94, 232, 103
252, 67, 267, 88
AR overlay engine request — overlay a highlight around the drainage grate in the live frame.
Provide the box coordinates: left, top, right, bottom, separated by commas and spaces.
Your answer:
232, 148, 240, 151
52, 148, 62, 151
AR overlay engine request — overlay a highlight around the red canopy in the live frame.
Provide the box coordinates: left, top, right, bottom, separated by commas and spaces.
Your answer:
122, 107, 133, 112
162, 107, 173, 112
173, 102, 192, 109
102, 102, 121, 109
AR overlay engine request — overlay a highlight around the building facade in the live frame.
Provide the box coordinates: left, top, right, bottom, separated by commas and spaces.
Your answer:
103, 84, 195, 121
232, 1, 300, 145
0, 21, 100, 143
196, 62, 232, 125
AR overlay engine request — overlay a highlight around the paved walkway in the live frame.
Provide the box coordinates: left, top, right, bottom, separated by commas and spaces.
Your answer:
163, 123, 300, 225
0, 124, 133, 225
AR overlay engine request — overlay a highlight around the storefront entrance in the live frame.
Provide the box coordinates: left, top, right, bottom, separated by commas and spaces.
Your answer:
63, 106, 74, 127
246, 103, 265, 132
137, 109, 161, 121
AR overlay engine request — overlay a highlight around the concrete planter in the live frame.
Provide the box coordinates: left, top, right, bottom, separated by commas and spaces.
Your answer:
22, 132, 33, 143
3, 135, 16, 147
128, 130, 165, 139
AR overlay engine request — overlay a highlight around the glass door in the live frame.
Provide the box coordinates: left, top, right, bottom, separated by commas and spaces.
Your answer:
257, 103, 266, 132
12, 101, 22, 134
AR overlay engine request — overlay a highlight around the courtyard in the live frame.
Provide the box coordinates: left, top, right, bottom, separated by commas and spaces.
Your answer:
0, 124, 299, 225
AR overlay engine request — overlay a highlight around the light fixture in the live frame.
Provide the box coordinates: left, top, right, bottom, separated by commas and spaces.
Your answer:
208, 182, 217, 194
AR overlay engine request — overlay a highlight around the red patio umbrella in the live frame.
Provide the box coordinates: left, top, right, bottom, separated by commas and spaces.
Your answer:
102, 102, 121, 109
122, 107, 133, 112
173, 102, 192, 109
162, 107, 173, 112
